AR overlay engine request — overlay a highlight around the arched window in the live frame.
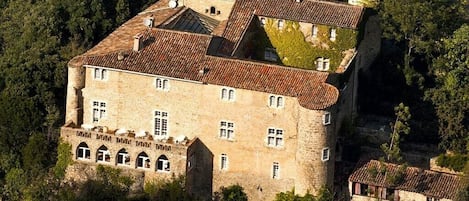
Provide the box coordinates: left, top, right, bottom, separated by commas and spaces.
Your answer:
157, 155, 170, 172
97, 145, 110, 163
210, 6, 216, 15
136, 152, 150, 169
76, 142, 90, 160
116, 149, 130, 166
277, 96, 284, 107
269, 95, 275, 107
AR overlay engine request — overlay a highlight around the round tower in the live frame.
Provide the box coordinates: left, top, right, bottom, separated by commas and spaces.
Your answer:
295, 106, 335, 195
65, 57, 85, 126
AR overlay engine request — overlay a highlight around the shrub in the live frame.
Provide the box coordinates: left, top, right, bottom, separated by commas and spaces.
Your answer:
436, 154, 468, 172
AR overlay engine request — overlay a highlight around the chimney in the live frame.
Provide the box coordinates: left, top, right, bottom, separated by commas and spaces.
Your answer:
133, 33, 143, 52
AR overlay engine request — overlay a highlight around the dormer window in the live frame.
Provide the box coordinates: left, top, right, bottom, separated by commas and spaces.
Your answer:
312, 25, 318, 38
260, 17, 266, 27
210, 6, 216, 15
264, 48, 278, 62
278, 20, 284, 29
330, 28, 337, 41
316, 58, 330, 71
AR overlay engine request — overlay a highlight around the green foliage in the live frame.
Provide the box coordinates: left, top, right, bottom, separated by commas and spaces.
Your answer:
75, 165, 134, 201
219, 184, 248, 201
385, 163, 407, 187
274, 186, 333, 201
381, 103, 411, 163
22, 133, 50, 175
2, 168, 27, 201
379, 0, 466, 86
426, 24, 469, 153
274, 189, 315, 201
255, 19, 357, 71
144, 175, 193, 201
436, 154, 468, 172
53, 141, 73, 179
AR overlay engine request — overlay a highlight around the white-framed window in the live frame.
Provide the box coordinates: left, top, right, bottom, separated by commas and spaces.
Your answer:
155, 78, 169, 91
117, 149, 130, 166
260, 17, 266, 27
264, 48, 278, 61
316, 57, 330, 71
322, 147, 330, 161
322, 112, 331, 125
219, 121, 234, 140
221, 87, 235, 101
157, 155, 170, 172
272, 162, 280, 179
220, 153, 228, 170
269, 95, 284, 108
136, 152, 150, 169
97, 146, 110, 163
330, 28, 336, 41
93, 68, 108, 80
77, 142, 90, 160
267, 128, 283, 147
278, 19, 284, 29
312, 24, 318, 38
154, 110, 168, 137
426, 197, 440, 201
92, 101, 106, 123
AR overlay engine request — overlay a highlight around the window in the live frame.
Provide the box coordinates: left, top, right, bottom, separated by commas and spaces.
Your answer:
220, 121, 234, 140
97, 145, 110, 163
264, 48, 278, 61
260, 17, 266, 27
316, 57, 330, 71
93, 68, 108, 80
330, 28, 336, 41
92, 101, 106, 123
312, 24, 318, 38
272, 162, 280, 179
117, 149, 130, 166
157, 155, 170, 172
322, 147, 330, 161
427, 198, 440, 201
221, 88, 235, 101
220, 154, 228, 170
269, 95, 284, 108
155, 78, 169, 91
278, 19, 284, 29
136, 152, 150, 169
267, 128, 283, 147
322, 112, 331, 125
154, 110, 168, 137
77, 142, 90, 160
210, 6, 216, 15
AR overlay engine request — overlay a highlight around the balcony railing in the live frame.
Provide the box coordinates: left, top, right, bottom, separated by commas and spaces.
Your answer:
61, 125, 191, 152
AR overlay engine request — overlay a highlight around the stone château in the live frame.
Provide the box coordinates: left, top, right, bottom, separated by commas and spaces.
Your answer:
61, 0, 380, 200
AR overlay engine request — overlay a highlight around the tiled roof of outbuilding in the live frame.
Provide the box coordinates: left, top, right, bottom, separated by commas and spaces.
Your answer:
349, 160, 463, 200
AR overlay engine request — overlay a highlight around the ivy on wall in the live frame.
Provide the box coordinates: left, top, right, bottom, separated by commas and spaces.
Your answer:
254, 18, 357, 72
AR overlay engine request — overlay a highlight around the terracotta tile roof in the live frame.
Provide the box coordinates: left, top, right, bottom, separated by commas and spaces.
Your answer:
349, 160, 463, 200
68, 1, 345, 110
219, 0, 364, 55
80, 28, 338, 110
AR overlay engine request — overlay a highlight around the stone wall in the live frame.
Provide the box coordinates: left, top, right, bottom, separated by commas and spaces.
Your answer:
182, 0, 235, 21
64, 65, 333, 200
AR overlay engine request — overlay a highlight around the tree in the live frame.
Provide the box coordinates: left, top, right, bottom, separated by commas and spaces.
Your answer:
219, 184, 248, 201
144, 175, 193, 201
426, 24, 469, 153
381, 103, 411, 163
274, 187, 333, 201
379, 0, 466, 86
